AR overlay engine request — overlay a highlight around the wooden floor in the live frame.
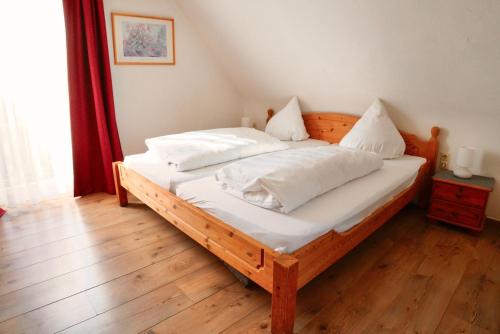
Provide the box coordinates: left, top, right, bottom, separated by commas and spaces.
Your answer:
0, 194, 498, 334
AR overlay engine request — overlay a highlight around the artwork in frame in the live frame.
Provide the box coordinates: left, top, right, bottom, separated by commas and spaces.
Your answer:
111, 13, 175, 65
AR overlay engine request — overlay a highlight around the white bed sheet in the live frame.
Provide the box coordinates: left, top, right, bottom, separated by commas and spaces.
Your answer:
176, 155, 426, 253
123, 139, 329, 192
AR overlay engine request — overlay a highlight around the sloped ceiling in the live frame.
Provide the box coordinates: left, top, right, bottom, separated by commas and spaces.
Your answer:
177, 0, 500, 218
177, 0, 499, 114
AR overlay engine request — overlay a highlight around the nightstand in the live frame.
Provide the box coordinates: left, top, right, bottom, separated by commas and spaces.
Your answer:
427, 170, 495, 231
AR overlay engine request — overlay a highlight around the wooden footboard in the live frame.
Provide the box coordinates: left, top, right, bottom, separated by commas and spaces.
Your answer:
113, 114, 439, 333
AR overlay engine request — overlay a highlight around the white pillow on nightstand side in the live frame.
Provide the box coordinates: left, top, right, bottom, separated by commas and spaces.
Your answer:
340, 99, 406, 159
265, 96, 310, 141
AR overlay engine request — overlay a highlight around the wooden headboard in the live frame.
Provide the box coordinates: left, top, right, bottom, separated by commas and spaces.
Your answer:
266, 109, 440, 174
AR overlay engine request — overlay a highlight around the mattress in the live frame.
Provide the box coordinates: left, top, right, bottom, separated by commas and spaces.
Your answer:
123, 139, 329, 192
176, 155, 426, 253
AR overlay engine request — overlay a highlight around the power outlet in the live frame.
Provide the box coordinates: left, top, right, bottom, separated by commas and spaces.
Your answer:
440, 153, 449, 170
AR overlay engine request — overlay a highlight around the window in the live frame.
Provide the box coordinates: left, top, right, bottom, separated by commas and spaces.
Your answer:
0, 1, 73, 207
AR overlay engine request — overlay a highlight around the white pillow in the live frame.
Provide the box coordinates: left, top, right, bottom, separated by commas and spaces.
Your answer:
265, 96, 309, 141
339, 99, 405, 159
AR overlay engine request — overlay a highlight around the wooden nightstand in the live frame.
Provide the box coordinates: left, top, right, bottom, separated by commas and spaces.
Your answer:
427, 170, 495, 231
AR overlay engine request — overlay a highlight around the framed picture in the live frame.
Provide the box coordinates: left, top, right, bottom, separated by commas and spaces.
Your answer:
111, 13, 175, 65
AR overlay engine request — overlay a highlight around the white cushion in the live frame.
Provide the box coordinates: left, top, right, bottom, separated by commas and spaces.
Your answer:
265, 96, 309, 141
339, 99, 405, 159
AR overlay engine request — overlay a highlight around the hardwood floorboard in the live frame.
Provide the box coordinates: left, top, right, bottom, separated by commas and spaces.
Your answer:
85, 246, 215, 314
0, 292, 97, 334
62, 263, 237, 334
0, 194, 498, 333
0, 234, 197, 322
0, 194, 116, 231
293, 208, 428, 333
0, 247, 217, 333
0, 262, 235, 334
0, 208, 153, 256
407, 232, 476, 333
436, 227, 500, 334
0, 204, 149, 244
297, 220, 430, 333
144, 282, 268, 334
0, 224, 179, 295
0, 214, 164, 274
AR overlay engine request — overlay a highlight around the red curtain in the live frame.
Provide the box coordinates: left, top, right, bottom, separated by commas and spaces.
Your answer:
62, 0, 123, 196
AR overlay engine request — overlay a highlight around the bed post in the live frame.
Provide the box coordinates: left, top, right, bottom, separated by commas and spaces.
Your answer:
267, 109, 275, 124
427, 127, 440, 175
271, 254, 299, 334
418, 126, 440, 207
112, 161, 128, 207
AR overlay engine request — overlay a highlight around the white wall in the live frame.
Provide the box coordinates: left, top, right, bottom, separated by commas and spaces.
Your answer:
177, 0, 500, 219
103, 0, 243, 154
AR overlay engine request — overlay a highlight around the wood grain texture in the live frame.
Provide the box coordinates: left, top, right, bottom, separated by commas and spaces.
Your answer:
0, 196, 498, 333
62, 263, 236, 334
112, 161, 128, 206
271, 255, 298, 334
0, 210, 161, 274
0, 224, 179, 295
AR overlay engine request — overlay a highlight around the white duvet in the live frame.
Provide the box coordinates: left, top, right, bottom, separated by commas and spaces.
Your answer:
216, 146, 383, 213
145, 128, 289, 171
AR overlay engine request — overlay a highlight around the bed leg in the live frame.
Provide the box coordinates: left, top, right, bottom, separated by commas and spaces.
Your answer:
112, 162, 128, 207
271, 255, 299, 334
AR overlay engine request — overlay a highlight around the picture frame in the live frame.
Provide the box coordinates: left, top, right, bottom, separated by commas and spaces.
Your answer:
111, 13, 175, 65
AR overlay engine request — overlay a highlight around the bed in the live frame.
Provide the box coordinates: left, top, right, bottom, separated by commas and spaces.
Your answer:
112, 110, 439, 333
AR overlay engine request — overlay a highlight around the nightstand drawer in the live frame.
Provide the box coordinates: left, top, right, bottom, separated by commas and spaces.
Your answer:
428, 200, 483, 228
432, 182, 488, 208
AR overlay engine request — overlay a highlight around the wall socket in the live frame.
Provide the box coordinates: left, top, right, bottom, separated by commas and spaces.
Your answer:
439, 153, 449, 170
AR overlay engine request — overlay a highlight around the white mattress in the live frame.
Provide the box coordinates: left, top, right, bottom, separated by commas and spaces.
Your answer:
123, 139, 329, 192
176, 155, 426, 253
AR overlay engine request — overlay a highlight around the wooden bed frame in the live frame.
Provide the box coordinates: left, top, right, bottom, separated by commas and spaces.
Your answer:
113, 110, 440, 333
